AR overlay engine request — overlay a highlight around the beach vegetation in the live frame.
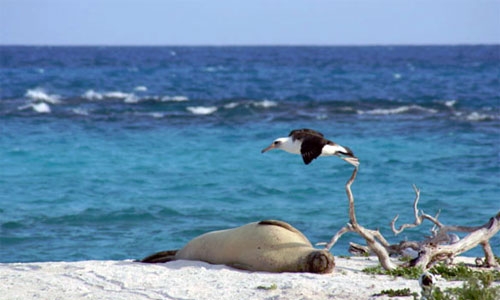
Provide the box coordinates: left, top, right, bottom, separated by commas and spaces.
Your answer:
362, 265, 423, 279
365, 262, 500, 300
398, 255, 414, 263
256, 283, 277, 290
430, 273, 500, 300
430, 262, 500, 281
363, 262, 500, 281
372, 288, 415, 297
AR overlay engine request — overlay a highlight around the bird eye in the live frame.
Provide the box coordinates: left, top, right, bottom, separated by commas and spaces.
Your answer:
274, 141, 279, 145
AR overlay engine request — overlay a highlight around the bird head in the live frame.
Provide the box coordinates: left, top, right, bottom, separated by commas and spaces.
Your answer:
418, 271, 436, 289
261, 137, 287, 153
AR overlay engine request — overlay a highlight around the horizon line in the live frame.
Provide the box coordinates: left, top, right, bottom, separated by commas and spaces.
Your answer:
1, 42, 499, 48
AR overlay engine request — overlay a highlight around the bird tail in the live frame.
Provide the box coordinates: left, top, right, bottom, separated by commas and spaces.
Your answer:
338, 146, 360, 168
342, 156, 360, 168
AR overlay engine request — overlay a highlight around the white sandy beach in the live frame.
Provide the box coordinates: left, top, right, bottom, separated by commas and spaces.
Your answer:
1, 256, 494, 300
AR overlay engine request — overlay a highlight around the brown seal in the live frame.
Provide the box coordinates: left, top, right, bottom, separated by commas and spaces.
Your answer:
141, 220, 335, 274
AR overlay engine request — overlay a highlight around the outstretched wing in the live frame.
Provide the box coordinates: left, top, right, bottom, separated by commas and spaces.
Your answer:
300, 135, 326, 164
289, 128, 324, 141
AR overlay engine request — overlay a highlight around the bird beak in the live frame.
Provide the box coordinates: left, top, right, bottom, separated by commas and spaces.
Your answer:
261, 144, 275, 153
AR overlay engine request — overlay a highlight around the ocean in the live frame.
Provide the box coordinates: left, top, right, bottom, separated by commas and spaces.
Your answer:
1, 46, 499, 263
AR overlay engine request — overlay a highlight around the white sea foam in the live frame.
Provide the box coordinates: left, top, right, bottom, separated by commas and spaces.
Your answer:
104, 91, 131, 99
124, 94, 140, 103
316, 114, 328, 120
25, 88, 61, 104
393, 73, 402, 79
31, 102, 51, 113
72, 108, 89, 116
465, 112, 493, 121
360, 105, 437, 115
134, 86, 148, 92
252, 100, 277, 108
161, 95, 189, 102
223, 102, 239, 109
187, 106, 218, 115
150, 112, 164, 118
444, 100, 457, 107
82, 90, 104, 100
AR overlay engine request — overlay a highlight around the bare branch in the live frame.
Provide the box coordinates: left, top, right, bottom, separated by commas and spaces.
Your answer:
409, 213, 500, 268
323, 167, 396, 270
345, 167, 358, 226
320, 225, 353, 250
481, 240, 499, 268
391, 185, 423, 235
323, 166, 499, 271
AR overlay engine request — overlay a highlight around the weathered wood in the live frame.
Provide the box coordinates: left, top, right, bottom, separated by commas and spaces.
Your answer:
322, 167, 499, 270
408, 212, 500, 268
323, 167, 396, 270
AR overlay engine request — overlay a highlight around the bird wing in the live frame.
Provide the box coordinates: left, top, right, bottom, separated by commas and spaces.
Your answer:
289, 128, 324, 141
300, 135, 325, 164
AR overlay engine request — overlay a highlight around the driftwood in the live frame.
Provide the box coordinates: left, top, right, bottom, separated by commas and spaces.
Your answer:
322, 167, 396, 270
390, 185, 500, 268
321, 167, 500, 270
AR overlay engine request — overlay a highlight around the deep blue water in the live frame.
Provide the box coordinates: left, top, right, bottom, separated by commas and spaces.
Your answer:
1, 46, 499, 263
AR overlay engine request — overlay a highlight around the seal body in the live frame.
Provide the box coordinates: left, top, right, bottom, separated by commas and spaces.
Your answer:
141, 220, 335, 274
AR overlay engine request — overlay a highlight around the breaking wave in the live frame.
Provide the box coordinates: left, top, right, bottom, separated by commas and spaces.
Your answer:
18, 102, 51, 113
25, 89, 61, 104
162, 96, 189, 102
358, 105, 438, 115
187, 106, 218, 115
4, 88, 498, 123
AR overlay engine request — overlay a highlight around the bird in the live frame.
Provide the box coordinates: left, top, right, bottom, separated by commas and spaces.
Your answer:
419, 271, 436, 299
261, 128, 359, 167
418, 271, 436, 289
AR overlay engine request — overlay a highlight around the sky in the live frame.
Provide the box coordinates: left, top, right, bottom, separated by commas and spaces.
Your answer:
1, 0, 499, 46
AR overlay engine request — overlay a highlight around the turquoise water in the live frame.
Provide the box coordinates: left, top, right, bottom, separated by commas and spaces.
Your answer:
1, 46, 499, 262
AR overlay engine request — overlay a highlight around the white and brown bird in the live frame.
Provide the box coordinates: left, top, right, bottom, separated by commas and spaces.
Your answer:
261, 128, 359, 167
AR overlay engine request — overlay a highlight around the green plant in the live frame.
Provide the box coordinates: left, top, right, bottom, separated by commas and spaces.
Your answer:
430, 263, 473, 281
430, 262, 500, 281
373, 288, 415, 297
362, 265, 423, 279
362, 265, 384, 275
256, 283, 277, 290
399, 255, 413, 263
431, 275, 500, 300
362, 262, 500, 300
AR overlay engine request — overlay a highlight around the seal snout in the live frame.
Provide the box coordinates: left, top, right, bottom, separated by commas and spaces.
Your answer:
306, 251, 335, 274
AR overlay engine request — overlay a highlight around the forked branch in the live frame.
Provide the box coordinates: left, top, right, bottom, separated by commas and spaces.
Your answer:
323, 167, 396, 270
322, 168, 499, 270
389, 186, 499, 268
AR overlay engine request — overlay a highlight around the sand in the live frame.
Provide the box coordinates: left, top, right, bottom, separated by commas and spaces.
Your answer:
0, 256, 495, 300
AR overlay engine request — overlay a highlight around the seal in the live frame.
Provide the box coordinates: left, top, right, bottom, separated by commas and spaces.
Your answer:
140, 220, 335, 274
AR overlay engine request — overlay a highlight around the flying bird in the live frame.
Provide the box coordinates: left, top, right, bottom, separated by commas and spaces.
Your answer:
261, 128, 359, 167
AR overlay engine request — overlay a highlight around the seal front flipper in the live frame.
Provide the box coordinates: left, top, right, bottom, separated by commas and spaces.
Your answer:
227, 262, 255, 271
140, 250, 178, 263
